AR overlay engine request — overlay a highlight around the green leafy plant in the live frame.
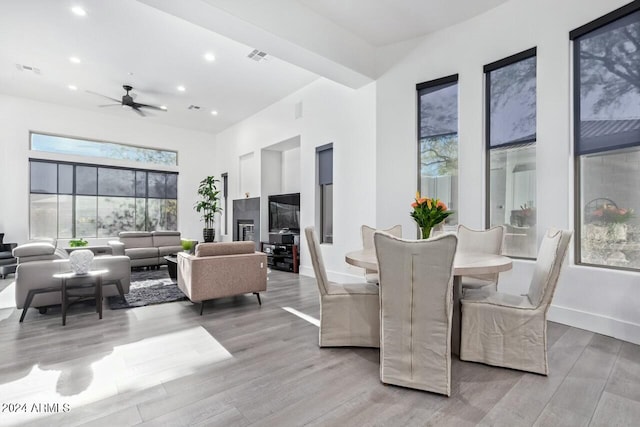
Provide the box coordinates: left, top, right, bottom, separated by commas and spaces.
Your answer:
181, 239, 195, 252
194, 176, 222, 229
410, 191, 454, 239
69, 238, 88, 247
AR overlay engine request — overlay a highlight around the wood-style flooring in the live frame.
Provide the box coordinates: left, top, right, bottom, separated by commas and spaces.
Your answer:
0, 269, 639, 426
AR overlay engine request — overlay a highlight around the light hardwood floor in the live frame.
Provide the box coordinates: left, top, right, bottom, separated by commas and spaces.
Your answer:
0, 269, 639, 426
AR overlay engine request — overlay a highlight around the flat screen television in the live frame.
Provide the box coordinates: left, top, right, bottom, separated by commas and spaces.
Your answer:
269, 193, 300, 233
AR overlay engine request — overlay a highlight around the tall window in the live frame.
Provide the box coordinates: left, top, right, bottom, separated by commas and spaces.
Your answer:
417, 75, 458, 226
485, 48, 537, 258
221, 172, 229, 235
317, 143, 333, 244
571, 3, 640, 270
30, 160, 178, 239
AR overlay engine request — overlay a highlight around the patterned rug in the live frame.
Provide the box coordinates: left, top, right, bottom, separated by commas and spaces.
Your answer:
107, 267, 187, 309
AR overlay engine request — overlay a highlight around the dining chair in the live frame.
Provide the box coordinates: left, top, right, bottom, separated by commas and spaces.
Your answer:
305, 227, 380, 348
460, 228, 572, 375
374, 231, 458, 396
457, 224, 504, 291
361, 224, 402, 283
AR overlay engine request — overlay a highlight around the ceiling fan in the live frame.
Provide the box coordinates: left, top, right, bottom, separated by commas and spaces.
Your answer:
87, 85, 166, 116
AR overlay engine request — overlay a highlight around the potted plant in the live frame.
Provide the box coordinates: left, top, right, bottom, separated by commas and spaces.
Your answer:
69, 238, 89, 247
194, 176, 222, 243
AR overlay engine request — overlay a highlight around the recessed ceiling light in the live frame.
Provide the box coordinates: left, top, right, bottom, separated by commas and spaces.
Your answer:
177, 85, 186, 92
71, 6, 87, 17
160, 105, 167, 110
69, 56, 81, 64
204, 52, 216, 62
211, 110, 218, 116
68, 85, 77, 91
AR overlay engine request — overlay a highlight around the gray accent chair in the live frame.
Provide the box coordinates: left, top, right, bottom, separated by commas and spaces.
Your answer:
360, 224, 401, 283
460, 228, 572, 375
375, 232, 457, 396
305, 227, 380, 348
12, 242, 131, 315
457, 224, 505, 291
109, 231, 182, 268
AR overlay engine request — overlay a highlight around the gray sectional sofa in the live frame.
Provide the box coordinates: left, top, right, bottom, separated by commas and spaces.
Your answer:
109, 231, 182, 268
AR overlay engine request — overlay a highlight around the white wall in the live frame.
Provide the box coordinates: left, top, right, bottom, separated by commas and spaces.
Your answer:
282, 147, 301, 194
376, 0, 639, 343
214, 78, 377, 280
0, 94, 215, 245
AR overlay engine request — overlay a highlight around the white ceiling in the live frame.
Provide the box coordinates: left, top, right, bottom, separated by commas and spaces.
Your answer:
0, 0, 510, 134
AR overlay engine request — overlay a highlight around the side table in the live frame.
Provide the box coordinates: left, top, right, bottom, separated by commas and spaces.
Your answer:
53, 269, 108, 326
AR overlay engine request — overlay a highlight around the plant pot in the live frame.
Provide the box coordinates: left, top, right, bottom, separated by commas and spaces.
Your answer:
203, 228, 215, 243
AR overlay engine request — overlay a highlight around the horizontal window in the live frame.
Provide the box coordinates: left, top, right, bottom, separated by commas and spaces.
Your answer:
31, 133, 177, 166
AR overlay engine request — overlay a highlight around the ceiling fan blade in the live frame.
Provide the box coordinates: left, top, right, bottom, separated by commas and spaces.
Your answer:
86, 90, 121, 103
98, 104, 122, 108
132, 106, 146, 117
134, 102, 166, 111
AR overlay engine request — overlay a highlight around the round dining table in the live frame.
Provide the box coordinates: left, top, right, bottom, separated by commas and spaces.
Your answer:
345, 249, 513, 355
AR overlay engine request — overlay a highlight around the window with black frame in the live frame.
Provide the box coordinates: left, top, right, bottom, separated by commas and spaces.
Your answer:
317, 144, 333, 244
571, 2, 640, 270
29, 160, 178, 239
416, 75, 459, 226
485, 48, 537, 259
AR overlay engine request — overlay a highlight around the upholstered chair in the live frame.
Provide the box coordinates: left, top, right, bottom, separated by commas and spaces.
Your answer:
457, 224, 504, 291
305, 227, 380, 348
460, 228, 572, 375
361, 224, 402, 283
374, 232, 458, 396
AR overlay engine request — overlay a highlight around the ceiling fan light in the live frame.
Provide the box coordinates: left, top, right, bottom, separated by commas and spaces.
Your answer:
71, 6, 86, 17
211, 110, 218, 116
204, 53, 216, 62
177, 85, 186, 92
69, 56, 81, 64
68, 84, 77, 91
160, 105, 167, 110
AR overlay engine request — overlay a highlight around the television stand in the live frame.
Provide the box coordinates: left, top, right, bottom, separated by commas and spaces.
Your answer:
261, 242, 299, 273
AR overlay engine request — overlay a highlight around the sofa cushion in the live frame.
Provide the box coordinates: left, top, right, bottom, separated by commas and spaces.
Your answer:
13, 242, 56, 258
125, 247, 159, 259
152, 231, 181, 248
158, 245, 183, 256
119, 232, 153, 249
195, 242, 255, 257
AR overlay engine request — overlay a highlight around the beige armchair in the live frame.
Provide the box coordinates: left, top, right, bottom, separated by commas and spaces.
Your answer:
457, 224, 504, 291
305, 227, 380, 348
460, 228, 572, 375
361, 224, 401, 283
177, 242, 267, 315
374, 232, 458, 396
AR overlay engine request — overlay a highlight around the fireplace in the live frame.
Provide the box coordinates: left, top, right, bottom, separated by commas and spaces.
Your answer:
233, 197, 260, 250
238, 220, 255, 242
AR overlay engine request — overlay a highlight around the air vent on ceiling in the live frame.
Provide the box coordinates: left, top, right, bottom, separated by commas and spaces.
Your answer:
15, 64, 41, 74
248, 49, 268, 62
188, 105, 201, 110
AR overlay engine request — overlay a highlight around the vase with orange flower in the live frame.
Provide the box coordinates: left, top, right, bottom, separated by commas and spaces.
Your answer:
410, 192, 454, 239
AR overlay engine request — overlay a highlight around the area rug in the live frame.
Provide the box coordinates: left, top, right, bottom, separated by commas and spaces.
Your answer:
108, 268, 187, 309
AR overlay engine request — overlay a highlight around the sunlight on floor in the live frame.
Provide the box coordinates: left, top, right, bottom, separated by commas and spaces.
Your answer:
0, 326, 232, 426
282, 306, 320, 327
0, 282, 16, 309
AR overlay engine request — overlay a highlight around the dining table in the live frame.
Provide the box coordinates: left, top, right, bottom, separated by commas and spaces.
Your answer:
345, 248, 513, 355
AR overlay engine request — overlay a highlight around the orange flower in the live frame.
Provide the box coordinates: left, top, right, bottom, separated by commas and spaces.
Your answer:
437, 200, 447, 211
411, 202, 418, 208
418, 197, 428, 205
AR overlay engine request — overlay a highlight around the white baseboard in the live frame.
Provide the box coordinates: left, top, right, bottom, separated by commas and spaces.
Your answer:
548, 304, 640, 345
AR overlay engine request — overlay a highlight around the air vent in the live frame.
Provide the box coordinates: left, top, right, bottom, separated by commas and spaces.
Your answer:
188, 105, 201, 110
248, 49, 268, 62
15, 64, 41, 74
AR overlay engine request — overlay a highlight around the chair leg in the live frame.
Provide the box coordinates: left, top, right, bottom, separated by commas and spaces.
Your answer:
200, 301, 205, 316
19, 290, 37, 323
254, 293, 262, 305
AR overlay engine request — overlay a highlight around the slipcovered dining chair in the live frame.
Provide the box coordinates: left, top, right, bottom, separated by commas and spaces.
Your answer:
305, 227, 380, 348
460, 228, 572, 375
457, 224, 504, 291
361, 224, 402, 283
374, 232, 458, 396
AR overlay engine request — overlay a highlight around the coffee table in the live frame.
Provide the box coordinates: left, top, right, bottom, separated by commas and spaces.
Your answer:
164, 255, 178, 280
